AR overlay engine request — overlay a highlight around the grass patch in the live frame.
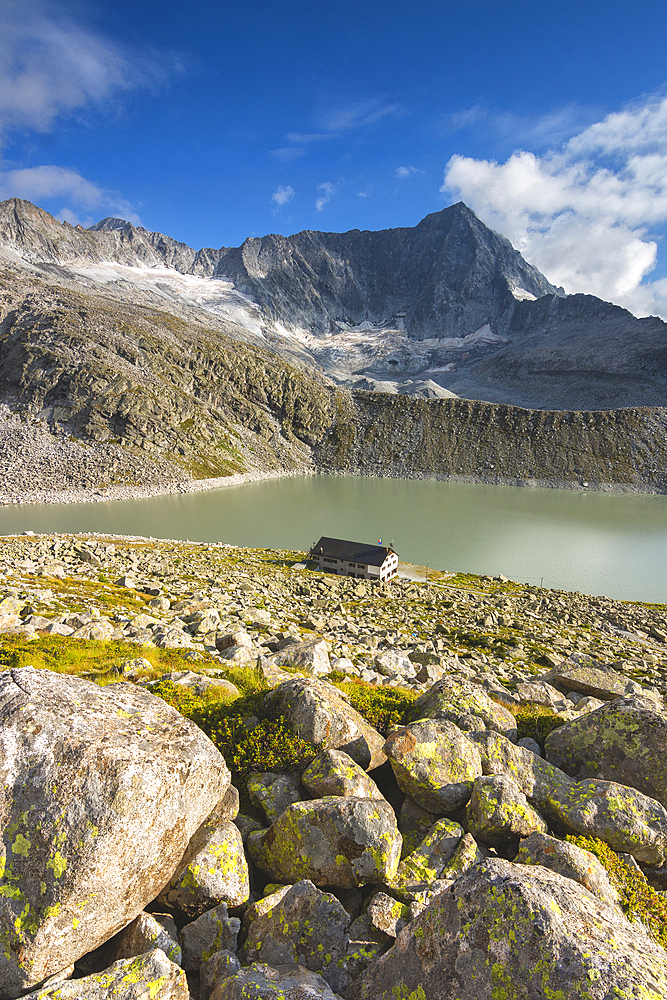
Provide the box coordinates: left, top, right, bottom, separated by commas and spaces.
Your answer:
331, 677, 416, 736
509, 702, 566, 745
0, 634, 209, 679
566, 835, 667, 949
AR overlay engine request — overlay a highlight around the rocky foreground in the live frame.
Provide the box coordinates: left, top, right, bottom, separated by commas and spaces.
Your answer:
1, 533, 667, 998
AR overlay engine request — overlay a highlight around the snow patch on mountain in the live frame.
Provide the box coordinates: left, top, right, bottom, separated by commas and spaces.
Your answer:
66, 261, 267, 339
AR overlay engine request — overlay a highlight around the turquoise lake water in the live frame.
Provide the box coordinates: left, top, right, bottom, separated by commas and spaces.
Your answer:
0, 475, 666, 603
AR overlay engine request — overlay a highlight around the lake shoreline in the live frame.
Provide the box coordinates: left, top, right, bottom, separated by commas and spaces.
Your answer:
1, 464, 665, 507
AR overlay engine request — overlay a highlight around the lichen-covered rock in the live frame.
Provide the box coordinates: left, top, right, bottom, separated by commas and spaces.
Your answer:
0, 667, 230, 998
515, 679, 570, 711
411, 678, 517, 739
108, 911, 182, 966
542, 653, 645, 700
391, 829, 483, 905
158, 819, 249, 917
441, 831, 484, 881
546, 778, 667, 864
247, 796, 401, 887
467, 727, 570, 801
342, 916, 391, 984
242, 885, 293, 934
200, 950, 241, 998
248, 771, 303, 823
466, 774, 548, 846
270, 637, 331, 676
216, 629, 253, 651
21, 950, 188, 1000
384, 718, 482, 813
263, 677, 385, 769
242, 880, 350, 991
179, 902, 240, 972
373, 650, 415, 679
211, 962, 342, 1000
545, 697, 667, 808
343, 858, 667, 1000
392, 818, 463, 893
516, 831, 618, 906
366, 892, 411, 938
397, 797, 440, 858
301, 749, 384, 800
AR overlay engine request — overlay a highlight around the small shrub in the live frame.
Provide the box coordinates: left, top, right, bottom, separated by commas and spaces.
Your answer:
510, 703, 565, 745
566, 835, 667, 949
150, 680, 318, 789
332, 678, 416, 736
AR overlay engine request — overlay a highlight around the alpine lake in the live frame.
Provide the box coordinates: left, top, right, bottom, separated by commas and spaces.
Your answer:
0, 474, 666, 603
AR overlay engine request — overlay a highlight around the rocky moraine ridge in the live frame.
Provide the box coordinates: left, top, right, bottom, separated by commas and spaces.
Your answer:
1, 197, 667, 501
1, 532, 667, 997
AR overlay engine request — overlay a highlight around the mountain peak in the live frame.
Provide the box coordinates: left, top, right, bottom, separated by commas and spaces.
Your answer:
88, 217, 133, 232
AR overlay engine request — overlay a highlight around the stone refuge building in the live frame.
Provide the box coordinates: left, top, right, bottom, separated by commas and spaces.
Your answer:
310, 536, 399, 582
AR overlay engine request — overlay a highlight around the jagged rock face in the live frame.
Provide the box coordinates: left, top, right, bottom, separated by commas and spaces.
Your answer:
0, 199, 187, 269
208, 204, 560, 339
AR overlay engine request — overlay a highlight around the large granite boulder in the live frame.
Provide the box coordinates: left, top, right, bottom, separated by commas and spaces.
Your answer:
270, 637, 331, 676
545, 696, 667, 808
411, 678, 517, 738
179, 902, 241, 973
242, 880, 350, 991
247, 771, 303, 823
263, 677, 385, 769
546, 778, 667, 864
516, 831, 618, 906
384, 718, 482, 813
343, 859, 667, 999
0, 667, 230, 998
108, 911, 182, 966
248, 796, 402, 887
468, 727, 571, 800
21, 950, 188, 1000
542, 653, 645, 700
390, 817, 473, 903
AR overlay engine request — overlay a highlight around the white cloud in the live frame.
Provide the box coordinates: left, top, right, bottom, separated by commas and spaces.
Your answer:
271, 184, 295, 207
318, 98, 400, 134
441, 102, 599, 150
395, 165, 422, 179
270, 147, 306, 162
277, 97, 400, 161
315, 181, 335, 211
0, 163, 141, 224
0, 1, 180, 226
441, 94, 667, 318
0, 0, 176, 139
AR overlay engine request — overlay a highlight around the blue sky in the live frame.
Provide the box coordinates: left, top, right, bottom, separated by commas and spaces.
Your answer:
2, 0, 667, 317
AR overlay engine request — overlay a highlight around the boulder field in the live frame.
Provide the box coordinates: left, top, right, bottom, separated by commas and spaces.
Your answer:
3, 653, 667, 999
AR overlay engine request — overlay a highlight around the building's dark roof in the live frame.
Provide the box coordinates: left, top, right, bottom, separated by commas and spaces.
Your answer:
311, 536, 397, 567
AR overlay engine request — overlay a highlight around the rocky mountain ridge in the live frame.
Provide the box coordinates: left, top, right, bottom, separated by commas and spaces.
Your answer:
3, 197, 667, 409
1, 197, 667, 498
